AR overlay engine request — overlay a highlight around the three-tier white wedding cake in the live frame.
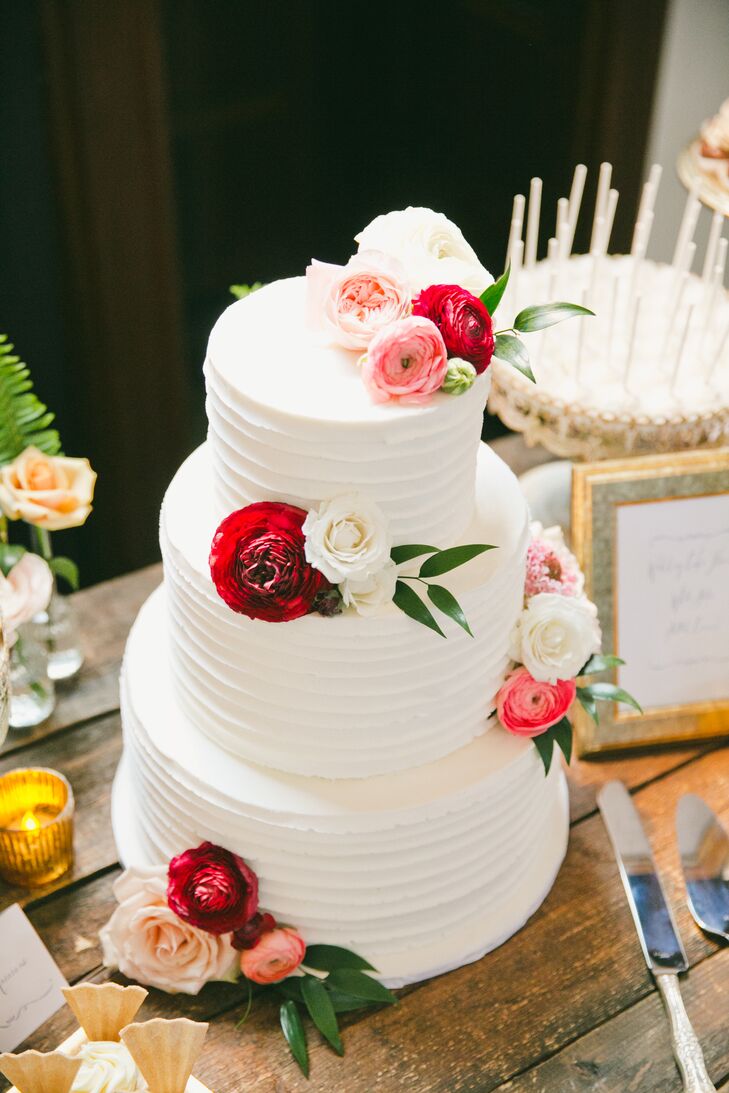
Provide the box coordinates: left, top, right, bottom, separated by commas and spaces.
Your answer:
112, 209, 570, 987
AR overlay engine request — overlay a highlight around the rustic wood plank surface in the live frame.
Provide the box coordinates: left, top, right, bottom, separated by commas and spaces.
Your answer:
1, 437, 727, 1093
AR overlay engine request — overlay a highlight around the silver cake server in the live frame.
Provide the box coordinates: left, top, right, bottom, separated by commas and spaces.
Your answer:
677, 794, 729, 942
598, 780, 716, 1093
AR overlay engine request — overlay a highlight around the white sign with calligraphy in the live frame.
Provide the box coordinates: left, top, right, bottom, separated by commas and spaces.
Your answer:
0, 903, 68, 1053
616, 492, 729, 711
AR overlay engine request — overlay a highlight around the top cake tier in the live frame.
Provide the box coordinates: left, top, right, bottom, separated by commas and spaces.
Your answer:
205, 278, 491, 547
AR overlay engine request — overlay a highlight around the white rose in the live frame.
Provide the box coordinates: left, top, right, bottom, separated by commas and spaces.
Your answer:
341, 560, 398, 616
303, 493, 391, 584
100, 866, 237, 995
0, 552, 53, 644
355, 206, 493, 295
510, 592, 601, 684
71, 1041, 145, 1093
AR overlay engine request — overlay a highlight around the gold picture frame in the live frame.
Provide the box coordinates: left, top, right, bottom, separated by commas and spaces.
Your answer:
571, 448, 729, 757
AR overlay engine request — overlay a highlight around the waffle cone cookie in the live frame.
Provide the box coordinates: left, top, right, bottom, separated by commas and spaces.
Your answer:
62, 982, 148, 1043
0, 1049, 82, 1093
121, 1018, 208, 1092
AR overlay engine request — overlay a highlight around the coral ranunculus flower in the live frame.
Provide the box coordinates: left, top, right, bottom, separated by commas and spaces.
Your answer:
239, 926, 306, 985
412, 284, 494, 373
167, 842, 259, 935
496, 666, 576, 738
209, 501, 330, 622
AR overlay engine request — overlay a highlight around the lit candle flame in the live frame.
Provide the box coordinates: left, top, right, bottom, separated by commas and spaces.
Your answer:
21, 810, 40, 832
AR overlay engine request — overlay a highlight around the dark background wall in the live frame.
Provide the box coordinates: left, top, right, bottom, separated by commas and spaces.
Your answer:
0, 0, 667, 585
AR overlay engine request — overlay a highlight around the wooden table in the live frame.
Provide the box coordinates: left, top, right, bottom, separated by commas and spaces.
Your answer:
2, 436, 728, 1092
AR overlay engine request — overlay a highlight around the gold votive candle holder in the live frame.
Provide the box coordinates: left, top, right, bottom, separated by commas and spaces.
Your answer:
0, 767, 75, 887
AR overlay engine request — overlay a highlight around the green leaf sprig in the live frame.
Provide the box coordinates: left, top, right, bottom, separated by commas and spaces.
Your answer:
390, 543, 496, 638
479, 266, 594, 385
244, 945, 396, 1076
230, 282, 264, 300
531, 653, 642, 774
0, 335, 62, 465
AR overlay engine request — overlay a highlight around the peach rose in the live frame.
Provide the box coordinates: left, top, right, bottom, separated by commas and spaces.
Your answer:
0, 447, 97, 530
361, 315, 448, 405
496, 666, 576, 737
306, 250, 411, 350
239, 926, 306, 985
0, 552, 53, 644
100, 866, 238, 995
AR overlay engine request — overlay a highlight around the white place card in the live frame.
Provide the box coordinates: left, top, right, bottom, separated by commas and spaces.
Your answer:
0, 903, 68, 1053
616, 493, 729, 711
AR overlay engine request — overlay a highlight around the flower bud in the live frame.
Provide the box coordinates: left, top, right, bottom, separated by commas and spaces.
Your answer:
442, 358, 477, 395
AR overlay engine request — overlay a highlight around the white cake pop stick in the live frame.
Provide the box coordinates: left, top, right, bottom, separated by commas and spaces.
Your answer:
556, 197, 570, 260
505, 193, 525, 270
623, 295, 642, 395
605, 270, 620, 373
599, 189, 619, 256
670, 303, 694, 394
590, 162, 612, 252
566, 164, 587, 253
575, 287, 588, 381
707, 317, 729, 383
701, 212, 723, 282
671, 186, 700, 270
525, 177, 542, 268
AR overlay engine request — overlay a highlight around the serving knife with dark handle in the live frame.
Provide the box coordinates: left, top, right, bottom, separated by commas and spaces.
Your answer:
598, 780, 716, 1093
677, 793, 729, 943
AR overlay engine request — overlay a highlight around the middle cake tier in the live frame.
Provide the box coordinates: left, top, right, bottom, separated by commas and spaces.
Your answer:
161, 442, 529, 779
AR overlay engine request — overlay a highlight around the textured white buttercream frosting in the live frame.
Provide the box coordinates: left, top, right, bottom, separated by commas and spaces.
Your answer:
71, 1042, 145, 1093
117, 587, 568, 986
161, 442, 528, 778
205, 277, 491, 546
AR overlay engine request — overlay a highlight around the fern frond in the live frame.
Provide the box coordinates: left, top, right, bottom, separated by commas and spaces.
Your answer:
0, 335, 62, 465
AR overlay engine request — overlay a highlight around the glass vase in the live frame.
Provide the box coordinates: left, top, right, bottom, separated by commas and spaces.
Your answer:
10, 625, 55, 729
34, 588, 85, 681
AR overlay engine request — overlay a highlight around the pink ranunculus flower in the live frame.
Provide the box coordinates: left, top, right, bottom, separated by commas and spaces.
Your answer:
100, 866, 238, 995
0, 552, 53, 644
306, 250, 411, 350
496, 666, 576, 738
361, 315, 448, 405
239, 925, 306, 985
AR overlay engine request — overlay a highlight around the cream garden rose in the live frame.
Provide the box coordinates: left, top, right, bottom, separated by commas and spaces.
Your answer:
341, 560, 398, 616
0, 552, 53, 644
100, 866, 238, 995
355, 206, 493, 295
0, 446, 97, 530
303, 493, 390, 584
306, 250, 411, 350
510, 592, 601, 684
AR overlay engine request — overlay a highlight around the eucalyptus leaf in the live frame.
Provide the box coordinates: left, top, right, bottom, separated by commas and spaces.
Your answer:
229, 282, 263, 300
0, 542, 26, 577
325, 969, 397, 1006
532, 731, 555, 775
579, 653, 625, 676
326, 990, 370, 1014
279, 1000, 309, 1077
480, 264, 510, 316
301, 976, 344, 1055
303, 945, 376, 973
390, 544, 438, 566
393, 580, 445, 638
582, 682, 643, 714
493, 333, 535, 382
577, 686, 599, 726
419, 543, 495, 579
552, 716, 573, 765
427, 584, 473, 637
50, 555, 80, 591
276, 977, 305, 1003
513, 301, 594, 333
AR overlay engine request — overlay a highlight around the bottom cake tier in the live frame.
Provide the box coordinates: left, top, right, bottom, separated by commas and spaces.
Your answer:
114, 588, 569, 988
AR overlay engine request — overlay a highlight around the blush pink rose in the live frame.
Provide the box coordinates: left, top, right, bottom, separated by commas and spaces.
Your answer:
239, 926, 306, 985
496, 666, 576, 737
361, 315, 448, 405
100, 866, 238, 994
306, 250, 411, 350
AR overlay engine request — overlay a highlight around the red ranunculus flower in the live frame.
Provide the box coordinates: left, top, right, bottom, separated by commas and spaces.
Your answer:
231, 911, 277, 951
209, 501, 330, 622
167, 842, 259, 935
412, 283, 494, 373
